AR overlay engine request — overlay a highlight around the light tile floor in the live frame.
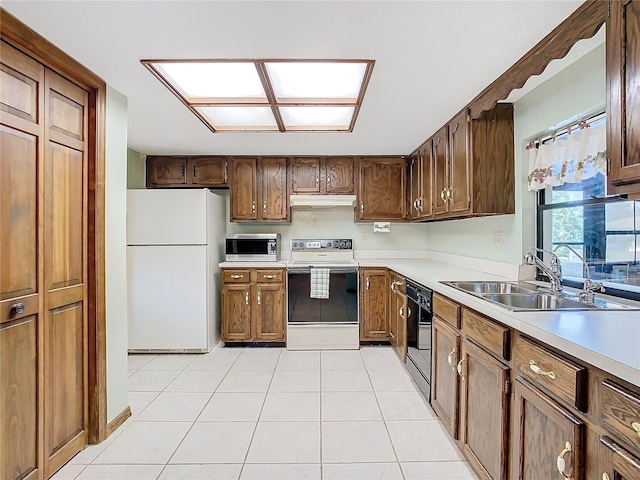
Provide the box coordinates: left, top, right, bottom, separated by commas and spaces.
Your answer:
52, 346, 478, 480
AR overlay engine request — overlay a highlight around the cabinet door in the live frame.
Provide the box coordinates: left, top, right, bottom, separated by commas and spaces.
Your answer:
325, 157, 354, 194
230, 158, 258, 221
512, 376, 585, 480
188, 156, 227, 186
607, 0, 640, 194
448, 110, 471, 215
359, 269, 389, 341
600, 436, 640, 480
432, 128, 449, 216
222, 284, 252, 341
419, 140, 434, 220
261, 157, 288, 220
394, 290, 407, 362
409, 153, 421, 221
254, 284, 285, 341
291, 157, 320, 193
459, 339, 509, 480
357, 157, 407, 221
432, 317, 460, 439
147, 156, 187, 187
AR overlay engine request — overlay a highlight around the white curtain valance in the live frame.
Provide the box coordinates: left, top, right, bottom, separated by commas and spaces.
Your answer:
527, 125, 607, 191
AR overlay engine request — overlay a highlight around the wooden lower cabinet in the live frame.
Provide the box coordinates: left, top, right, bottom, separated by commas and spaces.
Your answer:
221, 269, 285, 343
600, 436, 640, 480
359, 268, 389, 341
431, 317, 461, 439
512, 376, 585, 480
459, 339, 509, 480
390, 273, 407, 361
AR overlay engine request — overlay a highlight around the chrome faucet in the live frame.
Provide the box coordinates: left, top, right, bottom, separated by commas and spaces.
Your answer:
552, 244, 605, 304
523, 248, 563, 293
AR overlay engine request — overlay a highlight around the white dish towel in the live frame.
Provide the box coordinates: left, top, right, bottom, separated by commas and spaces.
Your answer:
310, 268, 330, 299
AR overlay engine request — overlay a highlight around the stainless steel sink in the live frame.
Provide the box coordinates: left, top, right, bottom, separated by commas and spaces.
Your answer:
445, 281, 539, 295
483, 293, 597, 311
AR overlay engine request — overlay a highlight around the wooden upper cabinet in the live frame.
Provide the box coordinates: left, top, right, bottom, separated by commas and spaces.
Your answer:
260, 157, 288, 221
291, 157, 320, 193
432, 127, 449, 216
325, 157, 354, 194
187, 156, 227, 186
360, 268, 390, 341
356, 157, 407, 222
409, 153, 421, 221
230, 157, 258, 221
147, 156, 187, 186
607, 0, 640, 197
448, 111, 471, 215
410, 141, 434, 221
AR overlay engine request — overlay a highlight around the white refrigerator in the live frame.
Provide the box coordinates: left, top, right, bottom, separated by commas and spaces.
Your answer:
127, 189, 225, 352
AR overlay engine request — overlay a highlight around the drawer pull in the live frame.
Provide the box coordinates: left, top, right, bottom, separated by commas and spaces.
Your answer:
263, 274, 275, 279
556, 441, 572, 480
457, 358, 466, 378
602, 474, 610, 480
447, 348, 456, 370
529, 360, 557, 380
257, 292, 261, 305
231, 274, 244, 279
245, 292, 249, 305
632, 421, 640, 438
440, 188, 447, 202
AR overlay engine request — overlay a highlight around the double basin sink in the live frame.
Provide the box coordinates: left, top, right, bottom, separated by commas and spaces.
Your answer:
441, 281, 639, 311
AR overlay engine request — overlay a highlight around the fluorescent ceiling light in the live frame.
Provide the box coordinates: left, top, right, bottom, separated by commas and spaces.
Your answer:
142, 59, 374, 133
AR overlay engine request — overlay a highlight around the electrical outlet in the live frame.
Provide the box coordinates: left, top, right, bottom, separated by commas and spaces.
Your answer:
493, 231, 503, 247
362, 233, 368, 242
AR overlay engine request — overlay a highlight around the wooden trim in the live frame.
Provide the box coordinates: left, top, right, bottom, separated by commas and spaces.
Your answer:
254, 62, 285, 132
1, 8, 109, 444
468, 0, 607, 120
106, 406, 132, 437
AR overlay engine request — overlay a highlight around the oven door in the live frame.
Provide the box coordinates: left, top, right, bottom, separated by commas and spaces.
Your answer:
287, 267, 358, 324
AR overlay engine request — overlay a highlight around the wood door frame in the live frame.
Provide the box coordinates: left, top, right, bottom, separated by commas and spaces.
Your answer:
1, 9, 109, 444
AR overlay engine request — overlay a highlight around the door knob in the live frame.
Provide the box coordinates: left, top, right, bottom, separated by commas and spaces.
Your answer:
11, 303, 26, 315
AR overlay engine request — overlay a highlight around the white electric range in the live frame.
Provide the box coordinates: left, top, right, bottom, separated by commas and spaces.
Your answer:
286, 239, 359, 350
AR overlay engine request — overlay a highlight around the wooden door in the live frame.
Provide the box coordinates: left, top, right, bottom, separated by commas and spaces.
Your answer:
388, 280, 398, 347
230, 158, 258, 221
0, 41, 44, 480
419, 140, 434, 219
188, 156, 227, 186
221, 284, 252, 341
448, 110, 470, 215
254, 283, 285, 341
260, 157, 288, 221
357, 157, 407, 221
43, 69, 89, 477
512, 376, 585, 480
607, 0, 640, 194
394, 290, 407, 362
432, 128, 449, 216
325, 157, 354, 194
600, 436, 640, 480
459, 339, 509, 480
291, 157, 320, 193
147, 156, 187, 187
409, 153, 421, 220
359, 269, 389, 341
432, 317, 460, 439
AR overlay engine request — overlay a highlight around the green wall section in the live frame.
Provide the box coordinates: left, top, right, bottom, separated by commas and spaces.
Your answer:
127, 148, 145, 188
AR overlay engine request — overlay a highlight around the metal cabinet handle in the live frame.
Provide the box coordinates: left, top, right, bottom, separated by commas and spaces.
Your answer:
316, 175, 319, 184
245, 292, 249, 305
406, 306, 411, 317
263, 201, 267, 213
457, 358, 466, 378
447, 187, 453, 200
327, 175, 331, 184
447, 348, 456, 370
602, 474, 610, 480
366, 278, 370, 289
418, 197, 423, 211
632, 421, 640, 438
556, 441, 572, 480
231, 274, 243, 279
193, 165, 197, 178
529, 360, 557, 380
440, 188, 447, 202
252, 201, 256, 213
264, 274, 275, 279
413, 199, 418, 210
11, 303, 26, 315
257, 292, 261, 305
399, 306, 404, 318
360, 202, 364, 214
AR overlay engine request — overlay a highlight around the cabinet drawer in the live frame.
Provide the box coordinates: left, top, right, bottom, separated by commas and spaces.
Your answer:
256, 269, 284, 283
222, 269, 252, 283
433, 294, 460, 329
601, 380, 640, 451
461, 309, 510, 361
514, 336, 587, 411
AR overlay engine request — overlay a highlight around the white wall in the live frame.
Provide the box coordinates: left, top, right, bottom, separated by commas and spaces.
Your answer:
423, 42, 605, 264
105, 86, 129, 422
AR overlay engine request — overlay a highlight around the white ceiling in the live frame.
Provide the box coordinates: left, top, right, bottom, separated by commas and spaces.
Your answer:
3, 0, 586, 156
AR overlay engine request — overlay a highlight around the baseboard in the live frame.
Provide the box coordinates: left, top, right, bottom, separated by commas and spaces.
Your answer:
106, 406, 131, 437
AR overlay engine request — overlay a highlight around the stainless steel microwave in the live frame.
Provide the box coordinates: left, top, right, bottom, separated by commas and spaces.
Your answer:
225, 234, 281, 262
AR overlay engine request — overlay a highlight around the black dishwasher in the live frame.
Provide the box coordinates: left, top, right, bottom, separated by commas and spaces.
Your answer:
405, 281, 433, 401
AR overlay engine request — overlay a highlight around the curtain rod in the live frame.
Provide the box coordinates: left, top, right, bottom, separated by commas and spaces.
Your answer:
524, 104, 605, 145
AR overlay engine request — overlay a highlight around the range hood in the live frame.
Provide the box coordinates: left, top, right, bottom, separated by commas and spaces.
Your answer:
289, 194, 357, 209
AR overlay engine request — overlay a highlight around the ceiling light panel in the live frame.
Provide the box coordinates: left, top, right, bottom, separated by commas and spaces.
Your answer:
196, 106, 278, 131
155, 62, 267, 101
280, 106, 355, 129
266, 62, 368, 101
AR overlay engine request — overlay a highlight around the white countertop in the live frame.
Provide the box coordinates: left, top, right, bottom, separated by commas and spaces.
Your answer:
219, 256, 640, 386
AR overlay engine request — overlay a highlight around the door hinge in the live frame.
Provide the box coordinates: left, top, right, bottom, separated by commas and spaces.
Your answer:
607, 2, 611, 17
607, 157, 611, 173
505, 378, 510, 395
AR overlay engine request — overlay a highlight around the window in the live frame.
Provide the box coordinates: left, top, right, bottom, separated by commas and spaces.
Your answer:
141, 59, 374, 133
534, 113, 640, 298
